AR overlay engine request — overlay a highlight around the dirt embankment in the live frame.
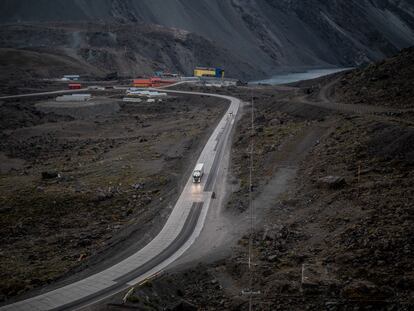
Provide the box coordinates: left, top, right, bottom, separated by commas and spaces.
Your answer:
330, 47, 414, 109
225, 116, 412, 310
297, 47, 414, 110
0, 93, 228, 302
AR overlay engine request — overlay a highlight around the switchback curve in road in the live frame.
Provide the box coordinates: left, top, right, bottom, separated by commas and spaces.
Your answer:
0, 88, 242, 311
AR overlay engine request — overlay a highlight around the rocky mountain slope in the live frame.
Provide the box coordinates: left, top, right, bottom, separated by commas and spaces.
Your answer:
0, 22, 254, 81
1, 0, 414, 78
334, 47, 414, 109
107, 45, 414, 311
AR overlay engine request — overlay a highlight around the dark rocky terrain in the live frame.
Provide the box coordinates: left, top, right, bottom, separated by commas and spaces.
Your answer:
0, 22, 254, 86
333, 47, 414, 109
0, 93, 228, 302
97, 48, 414, 310
1, 0, 414, 79
0, 2, 413, 309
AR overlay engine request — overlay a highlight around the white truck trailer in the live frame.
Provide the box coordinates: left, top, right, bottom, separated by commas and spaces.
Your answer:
193, 163, 204, 183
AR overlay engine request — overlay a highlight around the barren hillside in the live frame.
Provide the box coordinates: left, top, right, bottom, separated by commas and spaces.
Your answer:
1, 0, 414, 78
334, 47, 414, 108
0, 22, 255, 81
106, 45, 414, 311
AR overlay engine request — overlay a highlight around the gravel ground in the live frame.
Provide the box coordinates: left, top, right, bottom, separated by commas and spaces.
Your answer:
0, 92, 228, 303
104, 51, 414, 311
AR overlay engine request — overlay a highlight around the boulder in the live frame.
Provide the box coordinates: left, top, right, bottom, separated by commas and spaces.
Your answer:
342, 280, 379, 299
131, 183, 145, 190
0, 206, 12, 213
317, 176, 346, 189
41, 171, 59, 180
267, 255, 279, 262
255, 114, 266, 124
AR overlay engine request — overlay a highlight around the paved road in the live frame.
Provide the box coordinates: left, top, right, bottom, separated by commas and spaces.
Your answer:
0, 89, 92, 100
0, 89, 241, 311
0, 80, 195, 100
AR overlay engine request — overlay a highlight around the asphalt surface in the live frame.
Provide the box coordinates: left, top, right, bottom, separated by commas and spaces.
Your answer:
0, 89, 91, 100
0, 87, 241, 311
50, 203, 203, 311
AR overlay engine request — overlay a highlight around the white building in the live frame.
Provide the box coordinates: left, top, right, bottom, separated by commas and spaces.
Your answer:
62, 75, 80, 81
56, 94, 92, 102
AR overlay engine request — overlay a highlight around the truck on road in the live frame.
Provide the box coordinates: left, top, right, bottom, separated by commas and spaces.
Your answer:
193, 163, 204, 183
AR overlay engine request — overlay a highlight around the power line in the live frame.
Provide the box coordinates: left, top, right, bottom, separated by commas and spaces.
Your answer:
249, 97, 253, 311
248, 96, 254, 270
241, 95, 260, 310
246, 96, 260, 311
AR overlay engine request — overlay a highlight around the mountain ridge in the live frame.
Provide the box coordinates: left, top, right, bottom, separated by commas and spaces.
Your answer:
1, 0, 414, 78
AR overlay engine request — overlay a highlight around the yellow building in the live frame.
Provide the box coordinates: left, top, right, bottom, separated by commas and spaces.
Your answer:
194, 67, 224, 78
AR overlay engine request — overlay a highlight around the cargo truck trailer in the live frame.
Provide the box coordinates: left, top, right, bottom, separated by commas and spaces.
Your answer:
193, 163, 204, 183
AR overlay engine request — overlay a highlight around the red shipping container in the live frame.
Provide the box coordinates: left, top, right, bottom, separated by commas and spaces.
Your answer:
133, 79, 151, 87
151, 77, 176, 87
133, 78, 176, 88
69, 83, 82, 90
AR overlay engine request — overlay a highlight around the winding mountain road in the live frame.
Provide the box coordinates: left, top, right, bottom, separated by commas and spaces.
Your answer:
0, 89, 241, 311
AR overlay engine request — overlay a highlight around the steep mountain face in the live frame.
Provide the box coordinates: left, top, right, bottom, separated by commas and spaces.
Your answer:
0, 23, 255, 79
1, 0, 414, 78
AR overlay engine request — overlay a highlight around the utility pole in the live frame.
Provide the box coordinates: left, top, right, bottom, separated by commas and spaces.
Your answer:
249, 96, 254, 271
242, 96, 261, 311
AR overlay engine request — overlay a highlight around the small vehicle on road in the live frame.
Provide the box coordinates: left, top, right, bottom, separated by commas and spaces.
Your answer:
193, 163, 204, 183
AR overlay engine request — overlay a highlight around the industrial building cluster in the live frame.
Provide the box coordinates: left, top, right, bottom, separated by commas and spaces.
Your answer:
61, 65, 225, 89
54, 65, 228, 104
131, 67, 224, 87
